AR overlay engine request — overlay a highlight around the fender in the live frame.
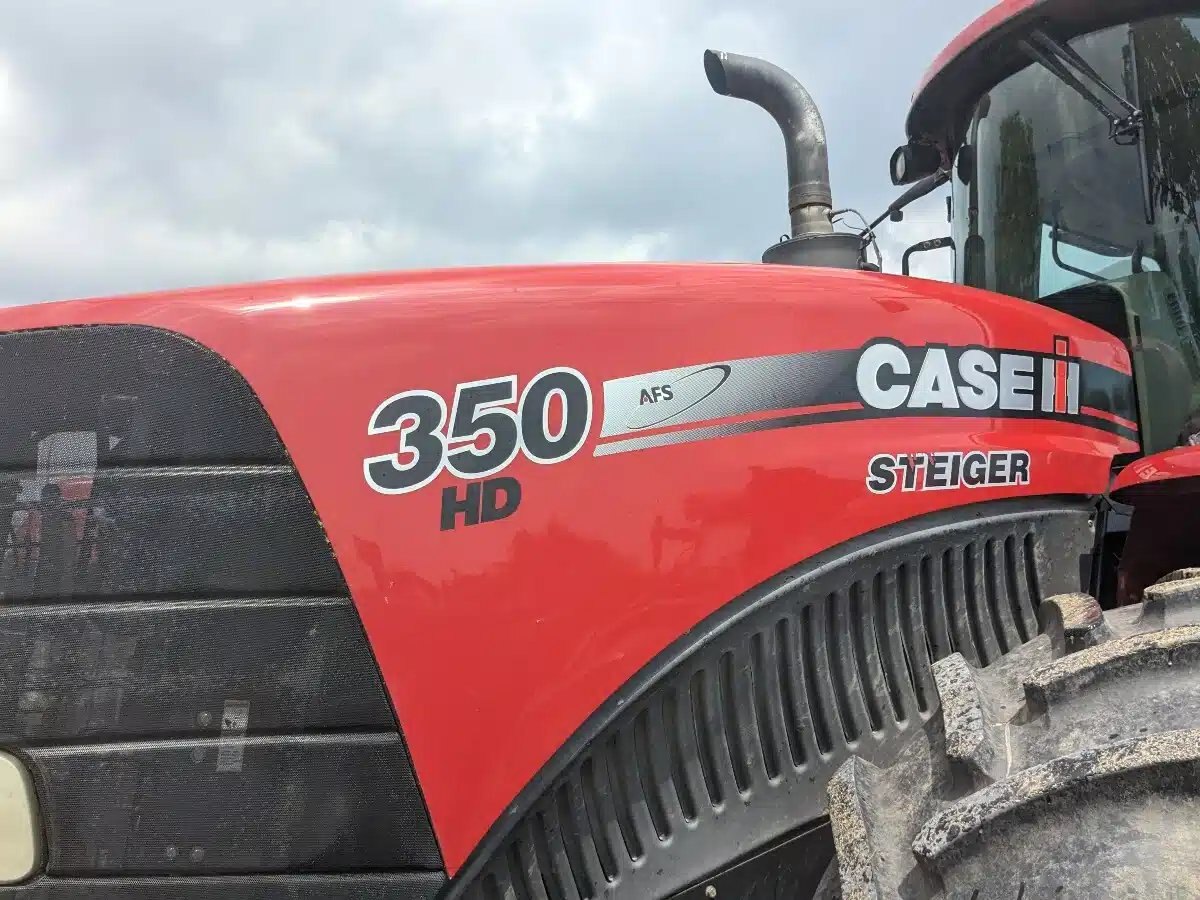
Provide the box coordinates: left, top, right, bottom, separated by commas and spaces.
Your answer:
0, 263, 1137, 879
1111, 447, 1200, 604
1111, 445, 1200, 500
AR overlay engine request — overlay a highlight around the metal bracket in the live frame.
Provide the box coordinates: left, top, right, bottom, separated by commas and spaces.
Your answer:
902, 236, 955, 276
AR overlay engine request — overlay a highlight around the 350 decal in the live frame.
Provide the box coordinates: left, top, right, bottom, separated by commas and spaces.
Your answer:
363, 368, 593, 495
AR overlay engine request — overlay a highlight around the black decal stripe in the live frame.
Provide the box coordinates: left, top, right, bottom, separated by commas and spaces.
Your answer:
1080, 407, 1139, 431
1078, 415, 1140, 442
594, 408, 1138, 457
600, 346, 1136, 447
600, 350, 859, 438
1079, 359, 1138, 424
596, 409, 866, 456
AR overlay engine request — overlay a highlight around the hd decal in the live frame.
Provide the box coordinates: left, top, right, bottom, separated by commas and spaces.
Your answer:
866, 451, 1032, 495
363, 367, 592, 529
593, 338, 1136, 457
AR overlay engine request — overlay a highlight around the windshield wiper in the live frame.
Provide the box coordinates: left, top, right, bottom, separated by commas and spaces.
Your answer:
1020, 29, 1144, 144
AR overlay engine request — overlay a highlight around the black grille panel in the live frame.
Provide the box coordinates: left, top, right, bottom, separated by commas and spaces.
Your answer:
36, 734, 440, 874
0, 326, 283, 467
453, 504, 1094, 900
0, 466, 342, 600
0, 326, 443, 894
0, 874, 444, 899
0, 597, 392, 742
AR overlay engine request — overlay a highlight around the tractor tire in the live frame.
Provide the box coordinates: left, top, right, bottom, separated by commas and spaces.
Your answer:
819, 570, 1200, 900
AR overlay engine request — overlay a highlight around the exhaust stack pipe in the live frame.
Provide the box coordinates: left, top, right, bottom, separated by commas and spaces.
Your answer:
705, 49, 862, 269
704, 49, 833, 237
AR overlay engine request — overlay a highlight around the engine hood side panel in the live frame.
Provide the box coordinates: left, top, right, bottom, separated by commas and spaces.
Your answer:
0, 264, 1137, 872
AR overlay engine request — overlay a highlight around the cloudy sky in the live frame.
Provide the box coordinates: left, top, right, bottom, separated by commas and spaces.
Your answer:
0, 0, 996, 305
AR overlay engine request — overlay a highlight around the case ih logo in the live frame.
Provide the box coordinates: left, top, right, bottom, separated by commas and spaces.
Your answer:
856, 337, 1080, 416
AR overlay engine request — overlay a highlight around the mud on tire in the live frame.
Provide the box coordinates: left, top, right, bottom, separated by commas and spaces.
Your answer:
821, 570, 1200, 900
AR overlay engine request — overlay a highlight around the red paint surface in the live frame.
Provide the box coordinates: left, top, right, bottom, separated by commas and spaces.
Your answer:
0, 263, 1135, 871
1111, 445, 1200, 498
914, 0, 1043, 101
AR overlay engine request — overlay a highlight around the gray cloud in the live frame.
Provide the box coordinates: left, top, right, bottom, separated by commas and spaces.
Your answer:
0, 0, 993, 303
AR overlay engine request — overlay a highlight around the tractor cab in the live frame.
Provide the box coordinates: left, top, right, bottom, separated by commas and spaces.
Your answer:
901, 1, 1200, 455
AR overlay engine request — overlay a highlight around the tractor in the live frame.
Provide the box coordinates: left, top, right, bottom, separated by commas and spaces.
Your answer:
0, 0, 1193, 898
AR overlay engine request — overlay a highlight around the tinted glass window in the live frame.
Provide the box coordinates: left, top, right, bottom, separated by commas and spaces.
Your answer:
952, 14, 1200, 448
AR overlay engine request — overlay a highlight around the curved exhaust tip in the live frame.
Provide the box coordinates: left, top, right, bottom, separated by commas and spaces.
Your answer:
703, 47, 862, 268
703, 49, 730, 95
702, 48, 835, 236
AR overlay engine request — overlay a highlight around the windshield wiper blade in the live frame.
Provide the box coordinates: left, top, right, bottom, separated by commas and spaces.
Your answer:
1020, 29, 1144, 143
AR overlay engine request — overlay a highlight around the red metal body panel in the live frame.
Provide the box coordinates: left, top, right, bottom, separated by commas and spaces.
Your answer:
1112, 446, 1200, 499
1111, 446, 1200, 604
0, 263, 1135, 871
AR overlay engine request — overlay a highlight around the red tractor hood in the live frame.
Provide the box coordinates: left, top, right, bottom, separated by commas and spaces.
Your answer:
0, 263, 1140, 871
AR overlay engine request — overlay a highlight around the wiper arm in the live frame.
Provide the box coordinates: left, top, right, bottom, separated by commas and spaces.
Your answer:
1020, 29, 1144, 144
1122, 28, 1155, 225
